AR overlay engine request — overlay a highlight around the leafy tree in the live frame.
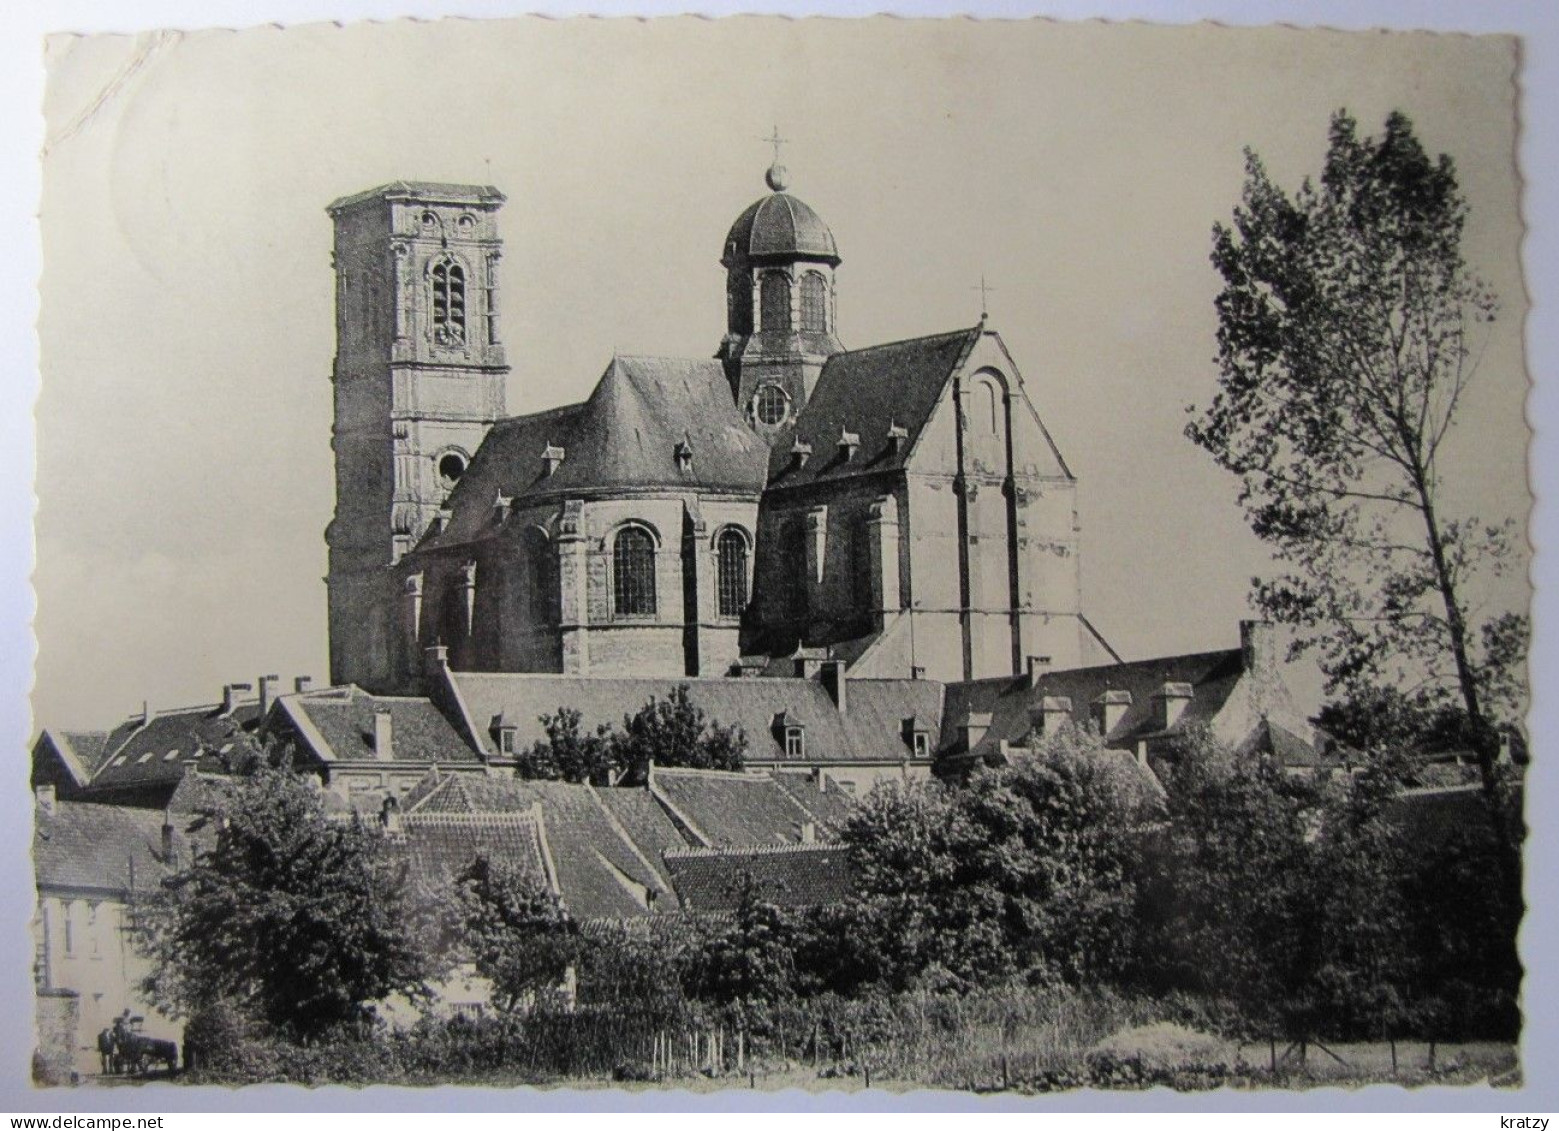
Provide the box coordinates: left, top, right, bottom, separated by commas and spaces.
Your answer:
685, 878, 800, 1007
135, 762, 431, 1038
516, 707, 615, 784
457, 855, 579, 1013
1187, 109, 1525, 798
610, 685, 747, 784
516, 686, 747, 784
1143, 727, 1321, 1039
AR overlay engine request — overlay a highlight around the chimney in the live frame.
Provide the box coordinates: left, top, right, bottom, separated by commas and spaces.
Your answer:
1153, 682, 1195, 730
294, 676, 314, 694
799, 820, 817, 844
373, 710, 394, 761
1029, 695, 1073, 737
819, 659, 847, 713
221, 681, 253, 715
960, 710, 993, 751
381, 794, 402, 833
1092, 690, 1132, 738
34, 783, 56, 816
1026, 655, 1052, 686
425, 644, 449, 671
793, 655, 825, 680
140, 700, 152, 727
161, 819, 175, 863
257, 674, 280, 716
1240, 620, 1277, 676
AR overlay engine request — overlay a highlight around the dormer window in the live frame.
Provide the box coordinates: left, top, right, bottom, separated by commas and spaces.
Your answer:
491, 714, 518, 756
902, 716, 932, 758
785, 727, 805, 759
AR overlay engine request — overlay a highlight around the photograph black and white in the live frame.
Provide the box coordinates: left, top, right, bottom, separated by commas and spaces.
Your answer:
21, 10, 1538, 1101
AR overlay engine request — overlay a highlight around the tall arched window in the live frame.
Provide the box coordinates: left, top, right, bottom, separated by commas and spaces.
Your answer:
800, 272, 827, 333
716, 528, 749, 618
974, 377, 1000, 433
431, 258, 467, 344
522, 527, 559, 626
612, 526, 657, 617
728, 274, 752, 334
760, 273, 791, 332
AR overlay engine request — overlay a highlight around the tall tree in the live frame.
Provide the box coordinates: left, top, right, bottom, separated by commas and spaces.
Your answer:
135, 762, 431, 1038
1187, 110, 1524, 797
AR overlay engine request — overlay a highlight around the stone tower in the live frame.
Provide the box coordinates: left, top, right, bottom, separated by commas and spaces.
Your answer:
716, 163, 844, 441
325, 182, 509, 689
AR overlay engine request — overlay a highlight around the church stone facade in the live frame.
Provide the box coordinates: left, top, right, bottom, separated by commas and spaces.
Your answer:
325, 164, 1113, 693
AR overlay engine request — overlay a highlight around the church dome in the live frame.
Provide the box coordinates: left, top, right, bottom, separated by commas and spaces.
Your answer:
723, 166, 840, 267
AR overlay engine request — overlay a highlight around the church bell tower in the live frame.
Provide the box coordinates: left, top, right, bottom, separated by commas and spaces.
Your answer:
325, 182, 508, 689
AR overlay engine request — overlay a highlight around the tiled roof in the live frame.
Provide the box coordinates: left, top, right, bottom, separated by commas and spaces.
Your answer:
942, 649, 1246, 758
401, 773, 665, 920
389, 811, 551, 898
1235, 718, 1339, 769
60, 732, 111, 775
420, 356, 768, 551
664, 843, 856, 913
650, 768, 826, 847
593, 787, 696, 890
281, 687, 480, 764
86, 704, 262, 792
724, 190, 839, 264
33, 800, 187, 895
769, 770, 858, 831
451, 672, 938, 767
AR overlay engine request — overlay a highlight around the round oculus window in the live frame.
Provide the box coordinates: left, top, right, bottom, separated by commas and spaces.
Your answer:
437, 453, 467, 489
753, 384, 790, 426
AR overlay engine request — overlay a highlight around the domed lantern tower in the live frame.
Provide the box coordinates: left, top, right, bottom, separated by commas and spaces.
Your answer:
716, 162, 844, 441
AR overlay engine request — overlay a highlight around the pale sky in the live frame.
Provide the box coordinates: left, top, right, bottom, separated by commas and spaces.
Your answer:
33, 16, 1529, 729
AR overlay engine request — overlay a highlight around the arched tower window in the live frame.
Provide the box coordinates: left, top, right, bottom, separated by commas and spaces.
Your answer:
760, 273, 791, 332
431, 258, 467, 345
800, 272, 828, 333
612, 526, 657, 617
727, 274, 752, 335
975, 377, 1000, 433
716, 528, 749, 618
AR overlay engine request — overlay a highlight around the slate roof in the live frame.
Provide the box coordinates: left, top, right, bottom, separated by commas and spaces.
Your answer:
327, 181, 505, 213
941, 649, 1247, 758
766, 328, 980, 489
421, 356, 769, 551
280, 687, 481, 764
33, 800, 186, 896
59, 732, 111, 776
650, 767, 831, 847
724, 189, 840, 265
1235, 717, 1344, 770
390, 811, 552, 898
85, 703, 262, 793
451, 672, 939, 766
663, 843, 856, 913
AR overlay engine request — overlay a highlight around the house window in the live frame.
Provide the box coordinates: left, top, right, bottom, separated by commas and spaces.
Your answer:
716, 529, 749, 618
497, 728, 517, 755
612, 526, 657, 617
760, 273, 790, 332
431, 258, 467, 345
87, 903, 100, 958
62, 902, 75, 958
800, 272, 827, 333
785, 727, 805, 759
913, 732, 930, 758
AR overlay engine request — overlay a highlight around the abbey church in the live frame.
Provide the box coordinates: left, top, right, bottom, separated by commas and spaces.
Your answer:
324, 162, 1118, 693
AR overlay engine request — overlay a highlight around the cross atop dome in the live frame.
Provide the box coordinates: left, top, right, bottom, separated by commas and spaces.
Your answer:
761, 126, 791, 192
